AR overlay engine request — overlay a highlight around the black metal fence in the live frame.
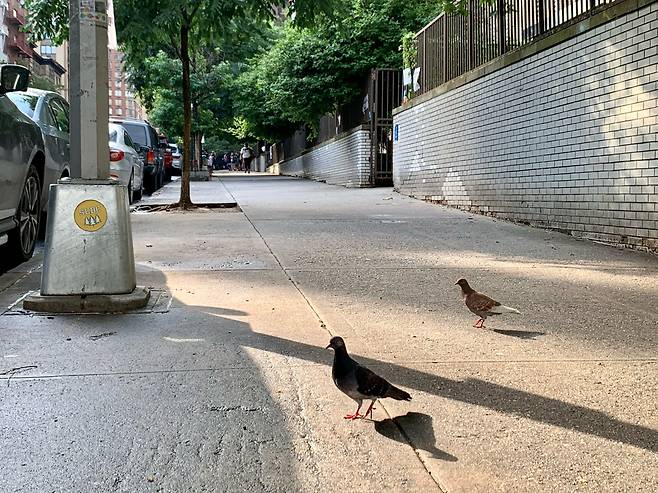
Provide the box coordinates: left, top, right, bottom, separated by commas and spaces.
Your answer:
416, 0, 618, 95
370, 69, 403, 185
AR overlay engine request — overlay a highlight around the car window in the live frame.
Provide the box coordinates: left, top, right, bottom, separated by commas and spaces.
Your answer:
49, 99, 70, 133
124, 131, 135, 148
6, 93, 39, 119
42, 102, 56, 126
149, 126, 158, 148
122, 123, 147, 147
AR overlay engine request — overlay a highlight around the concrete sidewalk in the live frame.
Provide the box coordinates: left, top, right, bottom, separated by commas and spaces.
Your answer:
136, 175, 237, 208
1, 175, 656, 492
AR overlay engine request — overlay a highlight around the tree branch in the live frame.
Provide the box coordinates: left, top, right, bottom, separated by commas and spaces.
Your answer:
168, 32, 182, 60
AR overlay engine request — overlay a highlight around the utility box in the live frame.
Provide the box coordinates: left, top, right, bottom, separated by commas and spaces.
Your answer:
40, 179, 136, 296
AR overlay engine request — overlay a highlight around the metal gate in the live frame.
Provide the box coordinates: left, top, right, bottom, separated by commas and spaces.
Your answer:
368, 69, 402, 186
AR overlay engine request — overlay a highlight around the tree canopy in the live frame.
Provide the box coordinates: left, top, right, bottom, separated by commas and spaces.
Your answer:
231, 0, 441, 141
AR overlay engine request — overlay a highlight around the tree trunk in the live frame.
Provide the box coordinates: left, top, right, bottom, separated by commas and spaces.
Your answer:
178, 23, 193, 209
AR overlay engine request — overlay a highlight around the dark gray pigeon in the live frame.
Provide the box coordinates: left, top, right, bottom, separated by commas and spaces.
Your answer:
326, 336, 411, 420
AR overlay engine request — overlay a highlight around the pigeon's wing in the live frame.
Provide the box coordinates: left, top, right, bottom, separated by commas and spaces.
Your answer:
355, 365, 390, 399
466, 292, 500, 313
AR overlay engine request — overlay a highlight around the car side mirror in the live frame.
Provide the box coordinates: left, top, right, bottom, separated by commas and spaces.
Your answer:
134, 143, 141, 152
140, 145, 149, 153
0, 65, 30, 94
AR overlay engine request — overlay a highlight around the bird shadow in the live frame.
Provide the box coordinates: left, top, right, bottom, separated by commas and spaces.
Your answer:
374, 412, 458, 462
491, 329, 545, 340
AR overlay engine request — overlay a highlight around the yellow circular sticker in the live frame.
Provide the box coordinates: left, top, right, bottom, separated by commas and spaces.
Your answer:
74, 200, 108, 232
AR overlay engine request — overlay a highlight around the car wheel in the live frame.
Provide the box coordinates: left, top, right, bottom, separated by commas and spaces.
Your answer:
7, 164, 41, 262
144, 173, 154, 195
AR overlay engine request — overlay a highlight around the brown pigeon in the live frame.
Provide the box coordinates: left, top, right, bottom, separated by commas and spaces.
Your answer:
455, 278, 520, 328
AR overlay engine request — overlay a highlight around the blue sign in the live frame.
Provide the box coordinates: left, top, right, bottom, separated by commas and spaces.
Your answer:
394, 124, 399, 142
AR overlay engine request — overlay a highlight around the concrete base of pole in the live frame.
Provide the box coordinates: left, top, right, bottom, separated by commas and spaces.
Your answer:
41, 180, 137, 296
23, 286, 150, 314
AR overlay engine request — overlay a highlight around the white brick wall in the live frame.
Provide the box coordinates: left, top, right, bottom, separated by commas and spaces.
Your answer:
273, 127, 372, 188
394, 1, 658, 251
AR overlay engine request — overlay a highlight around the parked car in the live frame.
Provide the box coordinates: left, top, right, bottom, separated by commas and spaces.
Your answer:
109, 123, 144, 204
109, 117, 165, 194
6, 88, 71, 204
158, 134, 173, 180
168, 143, 182, 175
0, 65, 46, 262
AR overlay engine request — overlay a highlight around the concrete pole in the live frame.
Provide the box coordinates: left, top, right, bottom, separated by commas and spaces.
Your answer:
69, 0, 109, 179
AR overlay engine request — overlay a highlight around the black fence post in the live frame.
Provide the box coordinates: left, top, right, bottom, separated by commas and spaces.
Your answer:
422, 30, 427, 93
538, 0, 546, 35
443, 14, 448, 83
497, 0, 506, 55
468, 0, 474, 70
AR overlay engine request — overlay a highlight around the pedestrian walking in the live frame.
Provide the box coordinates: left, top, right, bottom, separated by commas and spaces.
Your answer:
207, 152, 215, 181
240, 143, 253, 174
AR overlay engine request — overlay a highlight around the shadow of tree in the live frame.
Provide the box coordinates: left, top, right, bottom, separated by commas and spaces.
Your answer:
375, 412, 458, 461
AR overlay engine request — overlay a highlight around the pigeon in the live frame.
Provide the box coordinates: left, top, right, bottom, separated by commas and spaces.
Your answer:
326, 336, 411, 420
455, 278, 520, 328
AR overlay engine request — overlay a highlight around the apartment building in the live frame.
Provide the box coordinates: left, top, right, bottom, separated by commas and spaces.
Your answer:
108, 48, 146, 119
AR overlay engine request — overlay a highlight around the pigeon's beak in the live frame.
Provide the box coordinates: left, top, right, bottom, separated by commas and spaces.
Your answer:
454, 281, 459, 285
325, 344, 331, 350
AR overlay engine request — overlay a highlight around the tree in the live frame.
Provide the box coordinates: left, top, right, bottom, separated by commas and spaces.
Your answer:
24, 0, 341, 209
232, 0, 441, 140
122, 20, 272, 174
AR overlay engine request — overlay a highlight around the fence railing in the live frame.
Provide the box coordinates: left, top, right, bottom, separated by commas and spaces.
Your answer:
415, 0, 618, 96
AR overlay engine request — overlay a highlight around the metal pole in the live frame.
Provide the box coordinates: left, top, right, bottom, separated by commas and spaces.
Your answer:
538, 0, 546, 35
69, 0, 109, 179
468, 0, 474, 70
498, 0, 506, 55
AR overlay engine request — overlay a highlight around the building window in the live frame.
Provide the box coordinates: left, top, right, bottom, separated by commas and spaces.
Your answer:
109, 107, 113, 115
116, 107, 122, 116
40, 44, 56, 58
114, 89, 121, 97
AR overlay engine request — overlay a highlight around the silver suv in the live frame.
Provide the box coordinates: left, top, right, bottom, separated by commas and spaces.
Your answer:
0, 65, 46, 263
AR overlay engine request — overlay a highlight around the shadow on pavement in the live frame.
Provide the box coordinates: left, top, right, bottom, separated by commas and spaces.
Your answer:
491, 329, 545, 340
200, 319, 658, 454
375, 412, 458, 461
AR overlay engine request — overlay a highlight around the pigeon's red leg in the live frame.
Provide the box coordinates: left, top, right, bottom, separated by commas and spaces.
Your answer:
344, 402, 363, 420
363, 401, 376, 419
473, 318, 484, 328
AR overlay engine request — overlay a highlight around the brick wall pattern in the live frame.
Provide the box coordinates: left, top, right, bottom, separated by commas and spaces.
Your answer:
274, 127, 372, 188
393, 2, 658, 251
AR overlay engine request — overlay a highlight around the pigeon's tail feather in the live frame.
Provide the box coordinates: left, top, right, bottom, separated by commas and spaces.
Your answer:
497, 305, 520, 314
386, 385, 412, 401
